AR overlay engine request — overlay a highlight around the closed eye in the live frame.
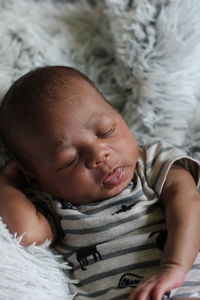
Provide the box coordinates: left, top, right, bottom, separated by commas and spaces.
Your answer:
100, 127, 115, 138
55, 154, 79, 171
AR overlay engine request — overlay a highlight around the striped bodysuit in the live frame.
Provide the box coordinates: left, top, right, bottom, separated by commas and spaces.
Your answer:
42, 141, 200, 299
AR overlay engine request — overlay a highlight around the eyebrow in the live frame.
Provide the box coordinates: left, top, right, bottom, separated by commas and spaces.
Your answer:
83, 112, 109, 129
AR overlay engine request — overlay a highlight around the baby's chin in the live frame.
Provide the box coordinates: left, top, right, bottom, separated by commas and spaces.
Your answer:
74, 177, 133, 205
102, 179, 132, 199
66, 167, 135, 205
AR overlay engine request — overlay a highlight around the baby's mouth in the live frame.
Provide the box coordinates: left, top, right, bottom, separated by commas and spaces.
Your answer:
101, 167, 125, 188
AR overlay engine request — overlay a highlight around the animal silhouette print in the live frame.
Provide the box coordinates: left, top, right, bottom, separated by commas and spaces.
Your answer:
76, 245, 102, 271
112, 203, 139, 215
149, 229, 168, 251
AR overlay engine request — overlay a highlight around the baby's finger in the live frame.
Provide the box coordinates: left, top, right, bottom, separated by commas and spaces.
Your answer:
128, 281, 156, 300
3, 160, 19, 174
128, 278, 171, 300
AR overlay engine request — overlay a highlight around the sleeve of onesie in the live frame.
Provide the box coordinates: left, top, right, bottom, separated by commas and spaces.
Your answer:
142, 140, 200, 198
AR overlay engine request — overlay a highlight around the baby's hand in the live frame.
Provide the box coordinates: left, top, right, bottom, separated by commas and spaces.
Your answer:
1, 160, 26, 187
128, 263, 186, 300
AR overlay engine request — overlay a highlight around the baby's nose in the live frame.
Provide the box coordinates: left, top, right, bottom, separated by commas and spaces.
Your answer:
86, 146, 110, 169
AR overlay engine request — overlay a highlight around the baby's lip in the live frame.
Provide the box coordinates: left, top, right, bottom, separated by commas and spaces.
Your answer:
101, 167, 125, 188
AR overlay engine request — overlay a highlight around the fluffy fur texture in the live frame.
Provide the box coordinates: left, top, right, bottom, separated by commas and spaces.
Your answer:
0, 218, 73, 300
0, 0, 200, 299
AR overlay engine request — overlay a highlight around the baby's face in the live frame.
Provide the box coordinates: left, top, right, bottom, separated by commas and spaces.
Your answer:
27, 81, 138, 204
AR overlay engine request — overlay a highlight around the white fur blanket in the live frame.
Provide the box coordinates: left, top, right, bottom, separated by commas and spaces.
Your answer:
0, 0, 200, 299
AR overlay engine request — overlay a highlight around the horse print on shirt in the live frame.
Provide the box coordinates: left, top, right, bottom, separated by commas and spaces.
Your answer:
76, 244, 102, 271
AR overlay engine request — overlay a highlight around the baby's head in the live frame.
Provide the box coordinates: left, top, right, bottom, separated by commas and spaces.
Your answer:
0, 66, 138, 204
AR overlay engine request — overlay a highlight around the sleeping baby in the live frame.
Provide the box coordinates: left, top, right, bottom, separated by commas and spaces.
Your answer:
0, 66, 200, 300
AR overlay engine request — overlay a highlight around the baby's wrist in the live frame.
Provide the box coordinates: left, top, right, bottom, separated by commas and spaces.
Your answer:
0, 170, 22, 189
0, 175, 16, 192
160, 261, 188, 278
0, 162, 25, 188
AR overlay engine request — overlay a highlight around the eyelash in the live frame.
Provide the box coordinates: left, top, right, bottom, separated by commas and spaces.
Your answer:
100, 127, 115, 138
57, 153, 79, 171
66, 154, 79, 167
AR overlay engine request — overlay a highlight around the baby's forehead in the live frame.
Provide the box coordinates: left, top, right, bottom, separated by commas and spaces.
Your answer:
51, 81, 108, 112
24, 76, 114, 135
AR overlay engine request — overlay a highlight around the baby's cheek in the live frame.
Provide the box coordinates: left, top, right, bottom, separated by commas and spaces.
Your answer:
120, 135, 138, 159
41, 174, 68, 196
70, 170, 92, 189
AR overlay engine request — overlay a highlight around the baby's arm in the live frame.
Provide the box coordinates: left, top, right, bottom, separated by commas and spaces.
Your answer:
129, 163, 200, 300
0, 161, 54, 245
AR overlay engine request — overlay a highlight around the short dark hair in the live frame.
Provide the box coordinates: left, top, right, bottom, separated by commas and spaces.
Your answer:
0, 65, 97, 169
